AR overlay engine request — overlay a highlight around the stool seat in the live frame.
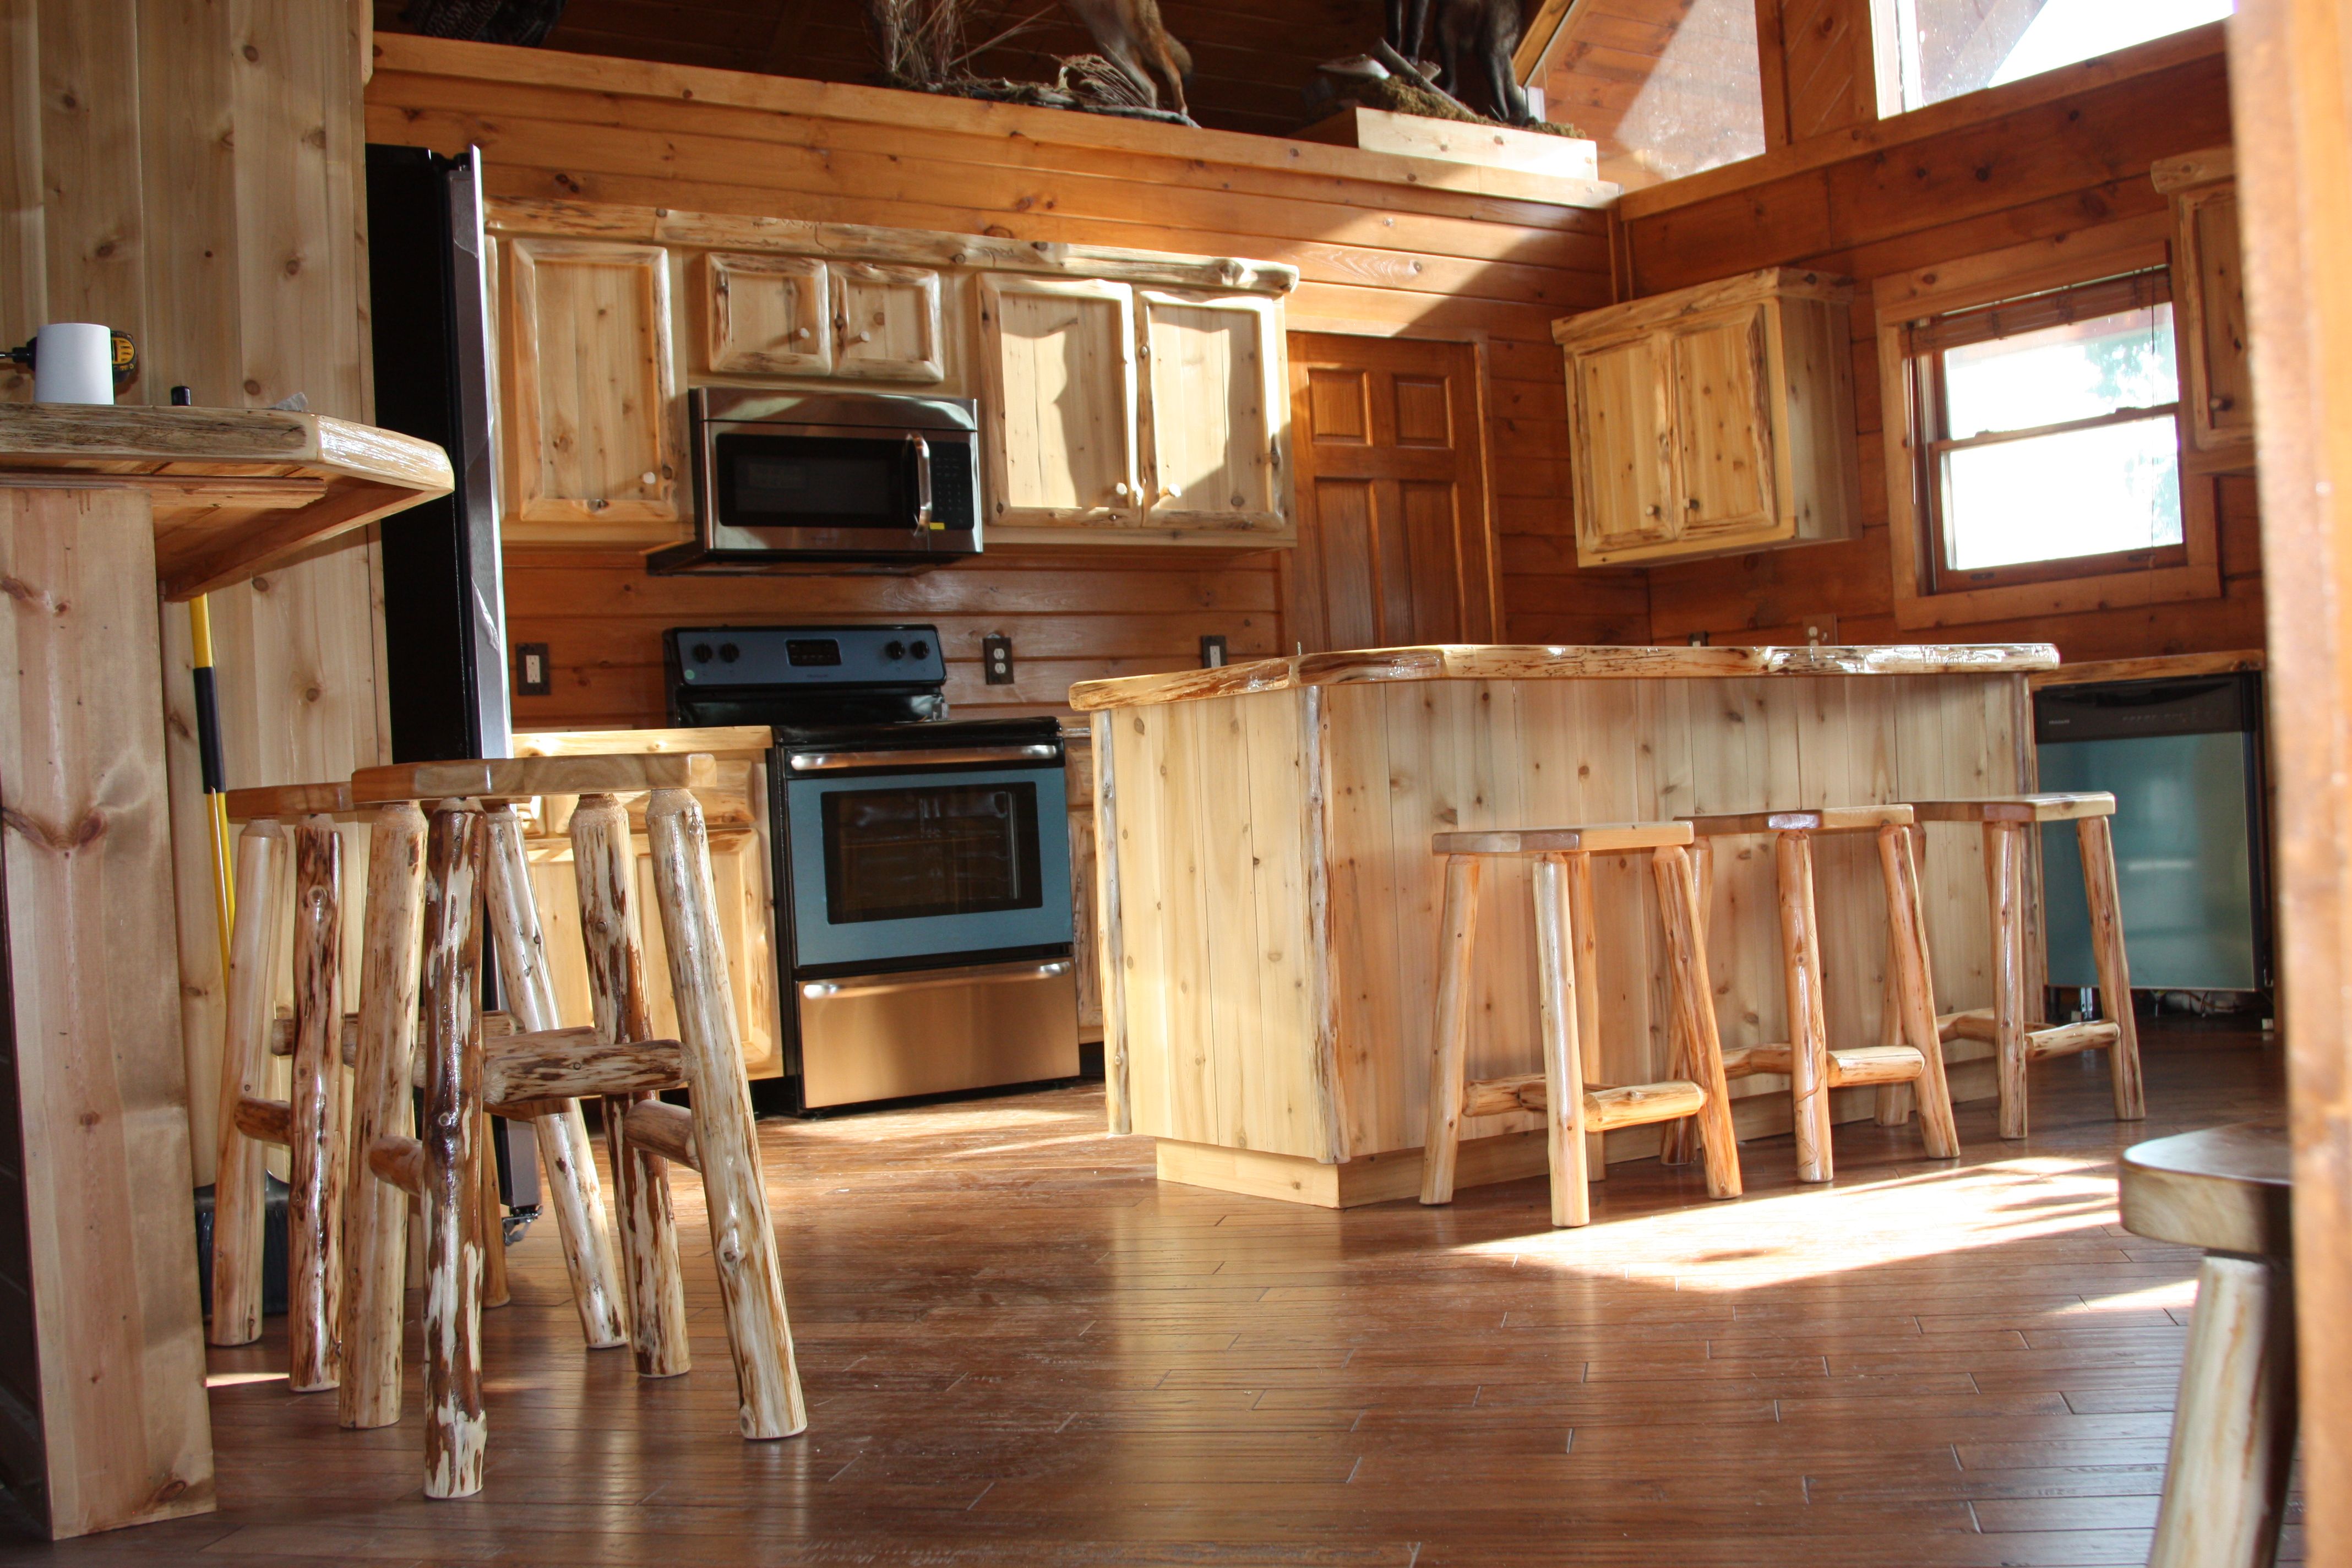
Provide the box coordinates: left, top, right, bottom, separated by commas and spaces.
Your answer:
1908, 792, 2115, 823
1432, 821, 1693, 856
1680, 804, 1913, 835
2121, 1121, 2293, 1257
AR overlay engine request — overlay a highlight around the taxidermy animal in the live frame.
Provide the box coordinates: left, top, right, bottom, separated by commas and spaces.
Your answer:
1063, 0, 1194, 115
1386, 0, 1529, 124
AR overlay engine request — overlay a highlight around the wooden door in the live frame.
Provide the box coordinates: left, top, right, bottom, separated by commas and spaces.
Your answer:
503, 238, 682, 544
704, 252, 830, 374
1283, 333, 1496, 651
1569, 333, 1676, 554
976, 275, 1141, 530
2175, 184, 2255, 453
830, 262, 945, 382
1136, 289, 1290, 540
1669, 306, 1778, 541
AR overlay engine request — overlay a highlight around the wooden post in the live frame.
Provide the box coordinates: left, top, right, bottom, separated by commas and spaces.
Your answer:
1091, 711, 1131, 1137
286, 818, 345, 1393
1417, 853, 1483, 1205
1532, 854, 1591, 1227
2076, 814, 2147, 1121
480, 805, 628, 1349
1772, 830, 1832, 1183
570, 792, 691, 1380
340, 802, 426, 1430
1653, 845, 1741, 1200
2148, 1254, 2299, 1568
1566, 850, 1604, 1180
1877, 823, 1959, 1158
1983, 820, 2031, 1139
420, 804, 488, 1500
476, 1107, 510, 1311
645, 788, 807, 1440
211, 820, 291, 1347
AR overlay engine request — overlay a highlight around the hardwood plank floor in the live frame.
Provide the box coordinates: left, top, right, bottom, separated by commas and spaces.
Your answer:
1, 1021, 2298, 1565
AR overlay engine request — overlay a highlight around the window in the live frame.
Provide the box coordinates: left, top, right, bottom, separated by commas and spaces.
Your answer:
1887, 0, 2235, 110
1904, 270, 2184, 589
1526, 0, 1766, 191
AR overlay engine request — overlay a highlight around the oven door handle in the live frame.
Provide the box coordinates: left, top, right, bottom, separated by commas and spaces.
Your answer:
788, 743, 1059, 771
907, 432, 934, 530
802, 960, 1071, 1001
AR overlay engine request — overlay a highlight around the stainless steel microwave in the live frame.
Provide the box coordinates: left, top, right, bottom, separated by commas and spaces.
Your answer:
647, 388, 983, 574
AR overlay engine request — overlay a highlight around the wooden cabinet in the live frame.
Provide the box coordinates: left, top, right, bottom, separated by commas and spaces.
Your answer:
503, 238, 683, 544
979, 275, 1293, 546
2155, 148, 2253, 467
705, 252, 830, 374
831, 263, 944, 382
1553, 268, 1856, 567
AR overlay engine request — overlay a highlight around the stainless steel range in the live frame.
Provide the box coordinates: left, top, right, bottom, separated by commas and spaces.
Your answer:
664, 623, 1077, 1112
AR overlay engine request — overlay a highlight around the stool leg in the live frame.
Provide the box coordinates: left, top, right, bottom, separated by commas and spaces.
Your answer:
477, 1109, 510, 1310
647, 789, 807, 1440
1654, 845, 1741, 1199
341, 803, 426, 1430
2076, 815, 2147, 1121
2149, 1253, 2297, 1568
571, 793, 691, 1380
1773, 830, 1832, 1183
1418, 853, 1484, 1206
1983, 821, 2030, 1139
1532, 854, 1591, 1227
482, 807, 629, 1349
1566, 852, 1605, 1182
1878, 824, 1959, 1158
420, 804, 489, 1500
1875, 824, 1923, 1128
287, 817, 345, 1392
211, 819, 291, 1347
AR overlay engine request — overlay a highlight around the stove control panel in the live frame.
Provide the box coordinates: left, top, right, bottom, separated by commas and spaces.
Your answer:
668, 624, 946, 689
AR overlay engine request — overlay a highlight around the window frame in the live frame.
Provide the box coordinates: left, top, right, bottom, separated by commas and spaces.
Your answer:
1875, 215, 2222, 631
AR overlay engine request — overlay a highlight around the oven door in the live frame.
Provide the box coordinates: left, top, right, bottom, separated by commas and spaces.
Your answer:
782, 763, 1071, 969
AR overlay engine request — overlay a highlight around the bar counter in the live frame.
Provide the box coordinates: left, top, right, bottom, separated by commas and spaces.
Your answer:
1068, 644, 2059, 1207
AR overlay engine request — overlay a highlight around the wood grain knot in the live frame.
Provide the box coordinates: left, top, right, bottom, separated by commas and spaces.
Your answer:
3, 806, 107, 852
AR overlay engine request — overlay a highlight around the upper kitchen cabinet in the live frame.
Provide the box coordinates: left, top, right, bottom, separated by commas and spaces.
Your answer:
831, 263, 945, 382
2154, 148, 2253, 469
705, 252, 831, 374
503, 237, 684, 546
1553, 269, 1857, 568
1136, 290, 1288, 536
977, 275, 1144, 531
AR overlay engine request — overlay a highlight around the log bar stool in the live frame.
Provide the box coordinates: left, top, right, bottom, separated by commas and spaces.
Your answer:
1911, 793, 2145, 1139
1680, 806, 1959, 1182
1420, 822, 1742, 1227
345, 753, 805, 1499
2119, 1123, 2295, 1568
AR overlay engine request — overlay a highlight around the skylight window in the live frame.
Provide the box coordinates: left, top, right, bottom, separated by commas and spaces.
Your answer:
1890, 0, 2234, 111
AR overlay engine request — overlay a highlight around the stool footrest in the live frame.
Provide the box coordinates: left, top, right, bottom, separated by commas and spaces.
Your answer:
481, 1026, 687, 1105
1461, 1073, 1705, 1131
231, 1093, 291, 1147
622, 1099, 701, 1172
271, 1006, 517, 1061
1720, 1042, 1793, 1077
1939, 1008, 1998, 1043
366, 1135, 424, 1196
1826, 1044, 1928, 1087
2028, 1020, 2123, 1059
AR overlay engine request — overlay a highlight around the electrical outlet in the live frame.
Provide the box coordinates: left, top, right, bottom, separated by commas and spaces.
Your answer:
514, 641, 552, 696
982, 634, 1015, 685
1800, 613, 1839, 647
1686, 630, 1710, 647
1200, 635, 1228, 668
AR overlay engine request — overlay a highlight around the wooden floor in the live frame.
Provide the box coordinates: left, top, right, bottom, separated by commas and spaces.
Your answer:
4, 1021, 2297, 1566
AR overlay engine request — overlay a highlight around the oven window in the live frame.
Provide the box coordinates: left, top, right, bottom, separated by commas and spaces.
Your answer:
716, 433, 910, 529
820, 781, 1043, 923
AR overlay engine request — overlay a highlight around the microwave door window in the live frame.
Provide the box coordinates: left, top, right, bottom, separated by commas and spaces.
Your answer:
716, 434, 912, 530
821, 782, 1043, 923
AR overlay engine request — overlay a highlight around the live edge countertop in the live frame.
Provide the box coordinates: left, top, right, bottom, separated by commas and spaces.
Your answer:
1068, 642, 2062, 711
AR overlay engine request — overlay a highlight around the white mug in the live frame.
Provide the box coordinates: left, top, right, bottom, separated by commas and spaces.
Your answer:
33, 323, 114, 405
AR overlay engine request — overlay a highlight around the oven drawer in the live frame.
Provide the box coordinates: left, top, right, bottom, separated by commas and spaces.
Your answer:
798, 959, 1079, 1107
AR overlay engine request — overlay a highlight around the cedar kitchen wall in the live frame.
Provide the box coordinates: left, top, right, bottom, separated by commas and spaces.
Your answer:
1616, 22, 2267, 662
363, 34, 1642, 731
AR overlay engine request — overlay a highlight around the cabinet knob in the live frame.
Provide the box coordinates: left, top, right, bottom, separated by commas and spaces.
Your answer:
2210, 396, 2233, 411
794, 326, 811, 340
1685, 497, 1701, 510
1113, 481, 1131, 499
1645, 503, 1662, 518
857, 331, 873, 344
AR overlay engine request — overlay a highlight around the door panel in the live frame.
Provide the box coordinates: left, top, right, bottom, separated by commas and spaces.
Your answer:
1670, 307, 1777, 538
1137, 290, 1287, 533
1284, 333, 1495, 652
1571, 335, 1673, 551
976, 275, 1139, 527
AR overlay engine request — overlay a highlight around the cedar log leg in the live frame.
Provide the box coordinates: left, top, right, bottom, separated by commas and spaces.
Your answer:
2148, 1253, 2297, 1568
1983, 821, 2030, 1139
340, 803, 427, 1430
1774, 830, 1832, 1183
1879, 824, 1959, 1158
1418, 853, 1483, 1206
211, 820, 291, 1347
287, 818, 345, 1392
646, 789, 807, 1440
1654, 845, 1741, 1199
1532, 854, 1590, 1227
481, 806, 629, 1348
421, 805, 489, 1500
477, 1108, 509, 1310
1566, 852, 1604, 1180
2076, 814, 2147, 1121
570, 793, 691, 1379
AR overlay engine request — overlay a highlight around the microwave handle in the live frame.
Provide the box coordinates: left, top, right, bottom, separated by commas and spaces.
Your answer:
907, 432, 934, 530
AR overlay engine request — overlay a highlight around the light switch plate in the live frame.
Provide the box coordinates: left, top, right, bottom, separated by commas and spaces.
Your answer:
514, 641, 552, 696
1200, 635, 1228, 668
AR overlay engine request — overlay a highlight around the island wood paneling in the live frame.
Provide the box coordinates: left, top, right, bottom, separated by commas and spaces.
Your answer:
364, 35, 1636, 726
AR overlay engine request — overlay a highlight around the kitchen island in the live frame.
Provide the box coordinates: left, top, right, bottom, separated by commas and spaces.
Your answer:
1068, 644, 2059, 1206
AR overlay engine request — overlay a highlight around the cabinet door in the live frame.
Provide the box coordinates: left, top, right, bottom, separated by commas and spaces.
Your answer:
976, 275, 1141, 528
1135, 289, 1289, 538
504, 238, 682, 541
705, 252, 830, 374
830, 263, 944, 382
1668, 306, 1778, 541
2175, 184, 2255, 453
1569, 334, 1674, 554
